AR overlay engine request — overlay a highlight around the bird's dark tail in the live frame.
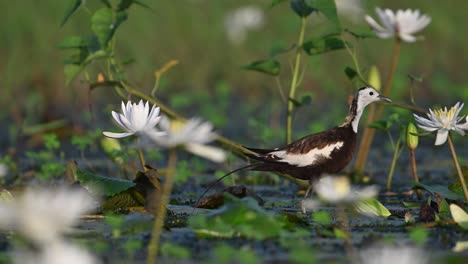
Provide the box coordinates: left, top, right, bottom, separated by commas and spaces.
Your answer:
192, 163, 259, 212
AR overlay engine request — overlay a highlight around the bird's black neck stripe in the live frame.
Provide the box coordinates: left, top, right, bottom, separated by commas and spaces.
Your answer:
340, 94, 358, 128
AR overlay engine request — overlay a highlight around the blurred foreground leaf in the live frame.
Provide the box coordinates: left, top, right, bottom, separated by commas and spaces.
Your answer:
303, 35, 348, 55
453, 241, 468, 252
354, 198, 391, 217
450, 204, 468, 230
243, 59, 280, 76
189, 195, 284, 239
409, 226, 429, 246
0, 189, 14, 202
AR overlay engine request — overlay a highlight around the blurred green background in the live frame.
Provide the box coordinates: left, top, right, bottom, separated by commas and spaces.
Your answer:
1, 0, 467, 145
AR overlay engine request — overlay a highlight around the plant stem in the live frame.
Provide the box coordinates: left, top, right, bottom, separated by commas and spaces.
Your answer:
447, 135, 468, 202
409, 149, 422, 199
147, 148, 177, 264
137, 147, 147, 172
286, 17, 307, 144
386, 137, 401, 192
354, 38, 402, 176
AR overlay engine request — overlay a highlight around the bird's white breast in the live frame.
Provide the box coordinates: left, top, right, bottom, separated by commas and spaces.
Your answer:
269, 141, 344, 167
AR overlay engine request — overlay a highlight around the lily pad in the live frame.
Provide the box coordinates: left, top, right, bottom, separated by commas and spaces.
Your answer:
76, 169, 135, 197
412, 182, 465, 201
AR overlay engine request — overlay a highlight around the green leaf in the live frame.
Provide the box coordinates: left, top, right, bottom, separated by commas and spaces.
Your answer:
289, 94, 312, 108
61, 0, 82, 26
450, 204, 468, 230
160, 243, 191, 260
354, 198, 391, 217
58, 36, 88, 49
91, 8, 114, 48
64, 64, 83, 85
448, 167, 468, 195
76, 169, 135, 197
312, 211, 331, 226
290, 0, 315, 17
90, 11, 127, 50
345, 28, 376, 39
270, 0, 288, 8
413, 182, 465, 201
134, 1, 151, 9
409, 226, 429, 246
118, 0, 150, 11
402, 201, 420, 208
100, 188, 145, 211
269, 43, 295, 57
333, 227, 349, 239
344, 67, 357, 80
84, 50, 108, 64
243, 59, 280, 76
310, 0, 340, 31
303, 35, 349, 55
99, 0, 112, 8
368, 120, 392, 131
63, 47, 89, 65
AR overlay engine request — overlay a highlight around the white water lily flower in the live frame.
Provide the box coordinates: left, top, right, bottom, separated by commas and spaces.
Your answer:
14, 240, 100, 264
149, 116, 226, 163
359, 243, 428, 264
365, 8, 431, 42
0, 187, 96, 244
103, 100, 166, 139
314, 175, 378, 203
413, 102, 468, 145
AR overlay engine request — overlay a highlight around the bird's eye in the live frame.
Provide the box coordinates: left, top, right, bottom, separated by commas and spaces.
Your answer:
369, 92, 374, 96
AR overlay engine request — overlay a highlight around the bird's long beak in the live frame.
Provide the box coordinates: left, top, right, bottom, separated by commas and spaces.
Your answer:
378, 95, 392, 103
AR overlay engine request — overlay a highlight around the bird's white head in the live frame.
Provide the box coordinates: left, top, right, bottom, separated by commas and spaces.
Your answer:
348, 87, 392, 132
356, 87, 392, 109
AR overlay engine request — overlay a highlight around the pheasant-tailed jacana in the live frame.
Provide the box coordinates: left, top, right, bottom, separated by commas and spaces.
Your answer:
244, 87, 391, 187
195, 87, 391, 206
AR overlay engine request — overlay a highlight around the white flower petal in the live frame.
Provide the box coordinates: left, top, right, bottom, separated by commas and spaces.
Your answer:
399, 33, 417, 42
365, 15, 387, 33
103, 131, 134, 138
434, 129, 449, 146
366, 7, 430, 42
185, 143, 227, 163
